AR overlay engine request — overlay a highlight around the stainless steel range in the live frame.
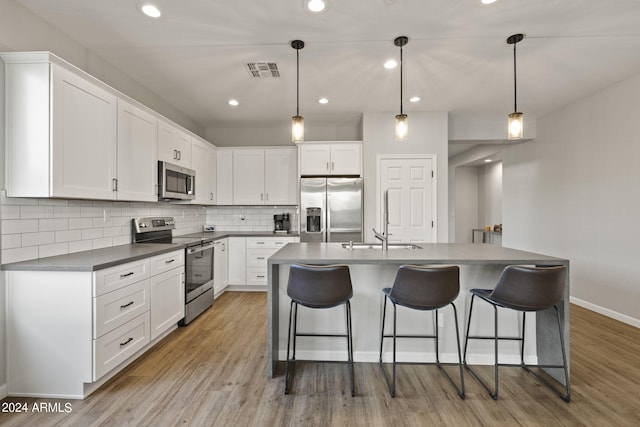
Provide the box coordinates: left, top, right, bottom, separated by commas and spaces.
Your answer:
132, 217, 214, 325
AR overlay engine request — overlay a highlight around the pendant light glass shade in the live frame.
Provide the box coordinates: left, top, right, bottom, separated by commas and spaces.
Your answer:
292, 115, 304, 142
507, 34, 524, 140
291, 40, 305, 142
395, 114, 408, 141
394, 36, 409, 142
508, 112, 523, 140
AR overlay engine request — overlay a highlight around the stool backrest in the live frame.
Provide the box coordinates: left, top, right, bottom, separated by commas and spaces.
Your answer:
287, 264, 353, 308
389, 265, 460, 310
490, 265, 567, 311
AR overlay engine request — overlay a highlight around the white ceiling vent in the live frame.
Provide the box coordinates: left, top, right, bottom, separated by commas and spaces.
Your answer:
245, 62, 280, 78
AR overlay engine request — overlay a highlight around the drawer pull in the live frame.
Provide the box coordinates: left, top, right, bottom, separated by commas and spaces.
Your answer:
120, 301, 134, 309
275, 242, 284, 245
257, 275, 265, 279
120, 272, 135, 279
120, 337, 133, 347
195, 274, 203, 277
165, 259, 175, 264
257, 257, 265, 260
256, 241, 265, 245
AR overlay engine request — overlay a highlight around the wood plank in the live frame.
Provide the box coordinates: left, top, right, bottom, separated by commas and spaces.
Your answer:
1, 294, 639, 425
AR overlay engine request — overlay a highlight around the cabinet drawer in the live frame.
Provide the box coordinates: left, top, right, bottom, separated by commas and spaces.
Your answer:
94, 259, 150, 297
149, 250, 185, 276
246, 237, 295, 249
246, 249, 276, 268
93, 312, 150, 381
94, 279, 150, 338
246, 267, 268, 285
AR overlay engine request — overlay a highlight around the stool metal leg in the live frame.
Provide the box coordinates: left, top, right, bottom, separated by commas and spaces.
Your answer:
346, 301, 355, 396
284, 300, 297, 394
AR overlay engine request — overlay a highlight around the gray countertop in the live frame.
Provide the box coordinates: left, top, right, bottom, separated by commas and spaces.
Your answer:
268, 242, 568, 265
1, 230, 299, 272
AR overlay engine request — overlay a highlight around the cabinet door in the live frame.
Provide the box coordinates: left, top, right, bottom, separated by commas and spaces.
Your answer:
265, 148, 297, 205
213, 239, 229, 296
227, 237, 246, 285
233, 149, 265, 204
299, 144, 331, 175
330, 144, 362, 175
51, 65, 117, 199
158, 120, 192, 168
150, 268, 185, 340
191, 138, 216, 205
116, 99, 158, 201
216, 149, 233, 204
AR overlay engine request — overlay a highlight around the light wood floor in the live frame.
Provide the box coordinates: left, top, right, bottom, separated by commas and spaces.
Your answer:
2, 291, 639, 426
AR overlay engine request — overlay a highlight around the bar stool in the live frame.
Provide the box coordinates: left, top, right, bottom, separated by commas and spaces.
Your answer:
379, 265, 465, 399
284, 264, 354, 396
463, 265, 571, 402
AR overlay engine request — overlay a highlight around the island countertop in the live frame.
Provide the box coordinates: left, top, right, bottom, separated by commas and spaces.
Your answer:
268, 242, 568, 266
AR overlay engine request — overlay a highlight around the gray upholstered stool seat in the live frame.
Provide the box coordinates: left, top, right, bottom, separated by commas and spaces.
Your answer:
463, 265, 571, 402
379, 265, 465, 398
284, 264, 354, 396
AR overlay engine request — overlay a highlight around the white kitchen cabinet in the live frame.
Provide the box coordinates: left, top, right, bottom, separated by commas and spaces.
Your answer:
213, 239, 229, 297
2, 53, 118, 199
6, 249, 184, 399
227, 237, 247, 285
299, 142, 362, 176
158, 119, 192, 168
191, 138, 217, 205
116, 99, 158, 202
233, 149, 266, 204
245, 237, 297, 287
265, 149, 298, 205
216, 148, 234, 205
232, 148, 297, 205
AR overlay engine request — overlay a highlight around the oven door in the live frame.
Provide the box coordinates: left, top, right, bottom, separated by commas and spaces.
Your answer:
185, 242, 214, 302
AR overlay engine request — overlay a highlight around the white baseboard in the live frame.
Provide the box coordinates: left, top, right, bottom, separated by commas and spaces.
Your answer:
570, 297, 640, 328
0, 382, 7, 400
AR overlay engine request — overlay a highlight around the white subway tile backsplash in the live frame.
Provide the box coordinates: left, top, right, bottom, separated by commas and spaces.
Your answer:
1, 205, 21, 220
39, 242, 69, 258
55, 229, 82, 243
20, 206, 54, 219
82, 228, 104, 240
2, 246, 38, 264
39, 218, 70, 232
2, 219, 39, 234
54, 206, 82, 218
22, 231, 55, 247
69, 217, 94, 229
69, 240, 93, 254
92, 237, 113, 249
2, 234, 22, 249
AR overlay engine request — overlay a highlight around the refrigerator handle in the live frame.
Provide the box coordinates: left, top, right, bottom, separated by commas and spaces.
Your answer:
325, 190, 330, 242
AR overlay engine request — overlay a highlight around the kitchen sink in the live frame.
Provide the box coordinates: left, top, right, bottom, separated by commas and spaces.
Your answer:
342, 242, 423, 250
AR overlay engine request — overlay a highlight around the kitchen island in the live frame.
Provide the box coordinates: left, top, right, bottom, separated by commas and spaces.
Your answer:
267, 242, 570, 385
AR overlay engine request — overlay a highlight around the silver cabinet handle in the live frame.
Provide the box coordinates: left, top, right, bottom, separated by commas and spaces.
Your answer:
326, 161, 329, 171
120, 272, 134, 278
120, 337, 133, 347
165, 259, 175, 264
173, 149, 178, 159
120, 301, 134, 309
112, 178, 118, 191
332, 161, 335, 171
177, 150, 181, 160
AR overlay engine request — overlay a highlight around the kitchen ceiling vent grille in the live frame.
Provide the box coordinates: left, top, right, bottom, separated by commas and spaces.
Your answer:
245, 62, 280, 78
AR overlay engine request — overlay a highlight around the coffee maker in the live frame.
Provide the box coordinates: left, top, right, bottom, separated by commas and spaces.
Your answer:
273, 213, 291, 233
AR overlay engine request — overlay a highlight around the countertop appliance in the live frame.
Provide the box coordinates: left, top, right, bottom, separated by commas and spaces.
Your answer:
274, 213, 291, 233
157, 161, 196, 200
300, 177, 363, 242
132, 216, 214, 325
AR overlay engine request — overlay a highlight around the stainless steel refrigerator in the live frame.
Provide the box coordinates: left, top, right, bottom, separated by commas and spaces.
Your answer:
300, 177, 363, 243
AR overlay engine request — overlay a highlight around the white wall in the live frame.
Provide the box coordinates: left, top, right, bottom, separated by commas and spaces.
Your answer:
478, 161, 502, 229
503, 72, 640, 326
362, 111, 449, 242
454, 167, 478, 243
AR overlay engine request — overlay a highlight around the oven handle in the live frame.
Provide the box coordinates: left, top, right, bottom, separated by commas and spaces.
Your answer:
187, 242, 215, 254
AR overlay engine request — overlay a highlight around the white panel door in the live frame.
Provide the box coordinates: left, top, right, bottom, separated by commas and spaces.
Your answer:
378, 156, 436, 243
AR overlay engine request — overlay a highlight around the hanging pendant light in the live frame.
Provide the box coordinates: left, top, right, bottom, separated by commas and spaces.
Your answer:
291, 40, 305, 142
394, 36, 409, 141
507, 33, 524, 140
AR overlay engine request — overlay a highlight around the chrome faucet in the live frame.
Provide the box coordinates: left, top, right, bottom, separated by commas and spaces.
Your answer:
372, 189, 390, 250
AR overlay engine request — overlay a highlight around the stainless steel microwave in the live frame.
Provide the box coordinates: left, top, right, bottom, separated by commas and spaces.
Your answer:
158, 161, 196, 200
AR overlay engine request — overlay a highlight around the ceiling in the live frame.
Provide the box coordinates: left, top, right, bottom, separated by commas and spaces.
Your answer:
14, 0, 640, 142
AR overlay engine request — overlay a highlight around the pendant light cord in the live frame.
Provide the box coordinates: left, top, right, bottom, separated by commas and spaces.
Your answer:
513, 42, 517, 113
400, 44, 404, 115
296, 48, 300, 117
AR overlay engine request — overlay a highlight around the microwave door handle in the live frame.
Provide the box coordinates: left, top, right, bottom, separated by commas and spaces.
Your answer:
187, 175, 194, 195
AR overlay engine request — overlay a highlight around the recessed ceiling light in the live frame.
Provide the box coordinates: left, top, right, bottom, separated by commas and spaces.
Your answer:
140, 3, 162, 18
409, 96, 421, 103
228, 99, 239, 106
318, 98, 329, 104
384, 59, 398, 69
305, 0, 327, 13
481, 0, 497, 4
484, 159, 492, 163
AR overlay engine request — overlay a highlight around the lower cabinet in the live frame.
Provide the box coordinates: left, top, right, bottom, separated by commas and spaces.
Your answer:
5, 249, 184, 399
213, 238, 229, 297
227, 236, 298, 289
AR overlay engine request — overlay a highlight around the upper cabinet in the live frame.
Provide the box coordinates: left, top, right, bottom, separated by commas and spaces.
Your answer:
158, 120, 192, 168
3, 54, 119, 199
216, 149, 234, 205
191, 138, 217, 205
232, 148, 297, 205
298, 142, 362, 176
116, 99, 158, 202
